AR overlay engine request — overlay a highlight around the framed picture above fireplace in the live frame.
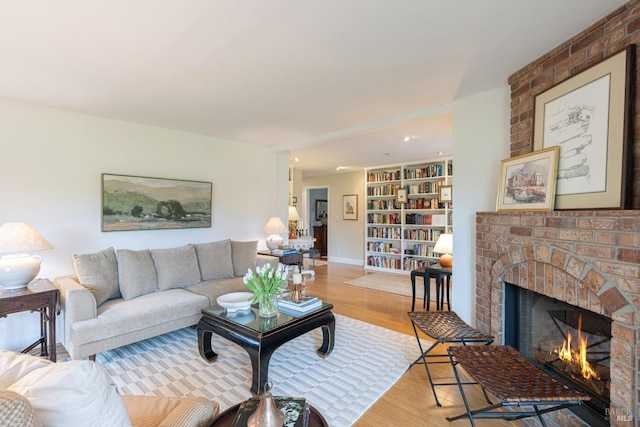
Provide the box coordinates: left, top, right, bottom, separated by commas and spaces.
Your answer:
496, 147, 559, 212
533, 46, 634, 210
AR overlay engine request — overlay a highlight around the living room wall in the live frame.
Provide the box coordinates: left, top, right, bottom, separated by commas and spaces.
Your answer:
0, 99, 285, 351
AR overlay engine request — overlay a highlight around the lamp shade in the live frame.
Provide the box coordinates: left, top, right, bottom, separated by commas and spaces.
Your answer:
261, 217, 287, 234
261, 217, 287, 251
0, 222, 52, 253
288, 206, 300, 221
433, 233, 453, 268
0, 222, 53, 291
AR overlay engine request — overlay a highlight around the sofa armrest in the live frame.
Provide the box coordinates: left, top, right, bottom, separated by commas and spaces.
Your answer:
257, 254, 278, 269
53, 276, 98, 339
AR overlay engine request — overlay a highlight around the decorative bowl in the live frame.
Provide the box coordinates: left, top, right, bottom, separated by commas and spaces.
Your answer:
216, 292, 253, 313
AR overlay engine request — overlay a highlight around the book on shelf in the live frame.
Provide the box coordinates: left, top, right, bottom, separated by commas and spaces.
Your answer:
231, 396, 308, 427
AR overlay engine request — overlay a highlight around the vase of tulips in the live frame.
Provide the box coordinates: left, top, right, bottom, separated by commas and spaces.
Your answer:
242, 263, 288, 317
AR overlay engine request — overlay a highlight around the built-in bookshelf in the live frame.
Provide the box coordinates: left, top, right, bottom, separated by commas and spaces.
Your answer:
365, 159, 453, 274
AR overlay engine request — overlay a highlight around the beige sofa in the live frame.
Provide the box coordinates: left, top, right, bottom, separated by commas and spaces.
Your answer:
0, 350, 218, 427
54, 239, 276, 360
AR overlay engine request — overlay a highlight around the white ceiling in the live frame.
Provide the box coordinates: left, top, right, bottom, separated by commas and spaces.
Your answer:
0, 1, 627, 176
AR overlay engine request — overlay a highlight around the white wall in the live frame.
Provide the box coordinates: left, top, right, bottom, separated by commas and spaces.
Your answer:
0, 99, 284, 351
302, 171, 364, 264
451, 87, 511, 324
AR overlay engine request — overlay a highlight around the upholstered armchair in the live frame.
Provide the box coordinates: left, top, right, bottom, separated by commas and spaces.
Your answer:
0, 350, 218, 427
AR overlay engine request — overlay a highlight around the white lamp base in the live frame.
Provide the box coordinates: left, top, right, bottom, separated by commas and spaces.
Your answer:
0, 254, 42, 291
265, 235, 284, 251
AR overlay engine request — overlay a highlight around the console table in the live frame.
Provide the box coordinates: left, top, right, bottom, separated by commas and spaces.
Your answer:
0, 279, 60, 361
410, 265, 452, 311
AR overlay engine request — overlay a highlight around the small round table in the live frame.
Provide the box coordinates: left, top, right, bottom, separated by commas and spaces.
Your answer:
209, 402, 329, 427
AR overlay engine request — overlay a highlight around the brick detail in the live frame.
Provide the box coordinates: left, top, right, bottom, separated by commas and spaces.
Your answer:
476, 210, 639, 427
508, 3, 640, 209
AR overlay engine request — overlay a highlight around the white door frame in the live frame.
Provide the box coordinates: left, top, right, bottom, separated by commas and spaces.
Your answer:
303, 185, 329, 255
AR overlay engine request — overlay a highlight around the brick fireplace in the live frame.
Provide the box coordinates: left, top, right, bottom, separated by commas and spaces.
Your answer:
475, 210, 639, 426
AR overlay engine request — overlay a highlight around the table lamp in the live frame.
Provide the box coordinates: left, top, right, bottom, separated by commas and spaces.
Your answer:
0, 222, 53, 291
433, 233, 453, 268
261, 217, 288, 251
288, 206, 300, 238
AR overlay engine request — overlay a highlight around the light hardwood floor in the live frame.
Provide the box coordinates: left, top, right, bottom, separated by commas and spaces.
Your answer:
305, 262, 512, 427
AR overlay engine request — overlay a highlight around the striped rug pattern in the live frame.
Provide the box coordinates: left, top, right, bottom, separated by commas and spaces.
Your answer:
96, 314, 426, 427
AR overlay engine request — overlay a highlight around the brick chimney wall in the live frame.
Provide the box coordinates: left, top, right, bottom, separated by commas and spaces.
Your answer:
508, 1, 640, 209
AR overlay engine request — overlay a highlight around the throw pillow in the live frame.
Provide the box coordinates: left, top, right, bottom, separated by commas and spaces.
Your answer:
0, 391, 44, 427
8, 360, 131, 427
193, 239, 235, 280
116, 249, 158, 300
72, 247, 121, 306
231, 240, 258, 277
150, 245, 201, 291
0, 350, 52, 391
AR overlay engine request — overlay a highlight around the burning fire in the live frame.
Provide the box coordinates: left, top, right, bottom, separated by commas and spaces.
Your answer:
555, 315, 600, 380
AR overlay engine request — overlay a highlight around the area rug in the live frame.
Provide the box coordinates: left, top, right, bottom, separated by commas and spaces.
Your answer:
344, 273, 425, 299
96, 314, 428, 426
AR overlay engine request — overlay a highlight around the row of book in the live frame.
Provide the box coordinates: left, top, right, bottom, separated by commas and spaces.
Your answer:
404, 228, 442, 242
368, 226, 401, 239
367, 241, 400, 254
404, 197, 439, 210
367, 170, 401, 183
367, 213, 400, 224
404, 244, 435, 257
405, 213, 447, 226
406, 180, 446, 194
367, 199, 401, 210
367, 184, 399, 196
367, 255, 402, 270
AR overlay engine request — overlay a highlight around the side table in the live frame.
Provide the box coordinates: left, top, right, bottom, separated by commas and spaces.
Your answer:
0, 279, 60, 361
410, 265, 452, 311
258, 250, 304, 271
209, 401, 328, 427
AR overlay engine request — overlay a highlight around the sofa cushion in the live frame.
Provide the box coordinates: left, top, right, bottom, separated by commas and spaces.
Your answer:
73, 247, 121, 306
150, 245, 201, 291
231, 240, 258, 277
194, 239, 234, 280
69, 289, 209, 345
117, 249, 158, 300
187, 277, 247, 305
7, 358, 131, 427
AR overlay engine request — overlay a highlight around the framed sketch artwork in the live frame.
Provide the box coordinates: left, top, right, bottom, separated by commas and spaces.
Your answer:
342, 194, 358, 220
496, 147, 559, 212
102, 174, 212, 231
533, 46, 634, 209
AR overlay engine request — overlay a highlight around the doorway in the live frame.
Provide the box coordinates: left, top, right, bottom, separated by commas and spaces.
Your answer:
306, 187, 328, 257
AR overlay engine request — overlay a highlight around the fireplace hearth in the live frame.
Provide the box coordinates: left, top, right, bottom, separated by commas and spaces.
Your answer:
505, 283, 611, 425
476, 210, 638, 427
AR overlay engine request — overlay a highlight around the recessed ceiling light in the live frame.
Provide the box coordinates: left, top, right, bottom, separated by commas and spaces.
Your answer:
336, 166, 349, 171
294, 157, 299, 162
438, 152, 444, 155
403, 136, 412, 142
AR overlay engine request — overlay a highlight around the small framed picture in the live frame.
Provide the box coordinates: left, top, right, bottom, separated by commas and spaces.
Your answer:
292, 196, 298, 205
439, 186, 452, 202
496, 146, 560, 211
396, 188, 408, 204
342, 194, 358, 220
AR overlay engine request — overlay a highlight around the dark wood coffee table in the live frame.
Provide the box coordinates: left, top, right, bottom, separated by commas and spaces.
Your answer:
209, 401, 329, 427
197, 302, 335, 395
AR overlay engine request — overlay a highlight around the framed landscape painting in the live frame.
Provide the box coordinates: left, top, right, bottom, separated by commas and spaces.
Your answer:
533, 46, 634, 209
102, 174, 212, 231
496, 147, 559, 211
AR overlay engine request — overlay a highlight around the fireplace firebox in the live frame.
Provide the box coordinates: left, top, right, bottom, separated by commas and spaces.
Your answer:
505, 283, 612, 426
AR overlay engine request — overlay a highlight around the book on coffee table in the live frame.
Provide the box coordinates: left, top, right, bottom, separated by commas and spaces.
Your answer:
278, 296, 322, 313
231, 396, 308, 427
